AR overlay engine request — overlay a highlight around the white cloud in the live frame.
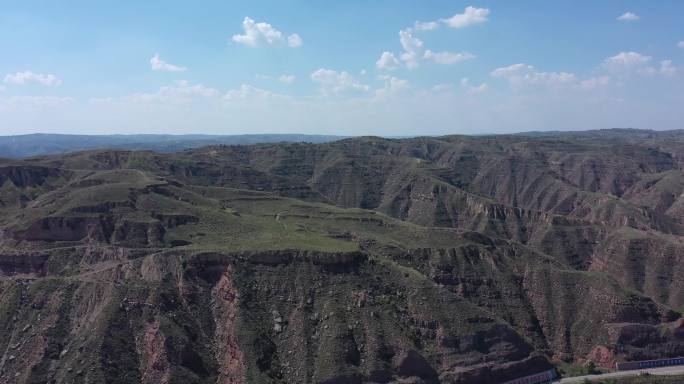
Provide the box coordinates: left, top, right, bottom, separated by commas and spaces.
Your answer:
399, 29, 425, 69
601, 52, 675, 77
492, 54, 673, 92
375, 76, 409, 100
617, 12, 639, 22
442, 6, 490, 29
91, 81, 286, 107
0, 85, 5, 92
6, 74, 684, 137
659, 60, 677, 77
414, 21, 439, 31
310, 68, 369, 95
396, 29, 473, 69
603, 51, 651, 67
602, 51, 653, 76
403, 7, 487, 43
376, 51, 400, 70
287, 33, 303, 48
381, 6, 484, 70
424, 50, 475, 64
150, 54, 187, 72
122, 80, 220, 104
232, 17, 301, 48
460, 78, 488, 94
679, 41, 684, 49
223, 84, 283, 101
4, 71, 61, 87
278, 74, 296, 84
580, 76, 610, 89
232, 17, 281, 46
491, 63, 535, 78
491, 63, 577, 86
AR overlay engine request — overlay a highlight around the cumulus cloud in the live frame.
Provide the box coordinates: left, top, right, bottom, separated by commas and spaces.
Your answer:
442, 6, 490, 29
376, 52, 400, 70
679, 41, 684, 49
492, 54, 675, 91
232, 17, 281, 46
491, 63, 576, 86
460, 78, 488, 94
406, 6, 489, 36
287, 33, 303, 48
603, 51, 651, 68
603, 52, 653, 75
617, 12, 639, 22
380, 6, 485, 71
150, 54, 187, 72
602, 51, 653, 76
278, 74, 296, 84
232, 17, 302, 48
398, 29, 425, 69
4, 71, 61, 87
601, 52, 676, 77
310, 68, 369, 95
396, 29, 473, 69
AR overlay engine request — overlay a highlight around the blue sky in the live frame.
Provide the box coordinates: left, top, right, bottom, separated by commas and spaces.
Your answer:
1, 0, 683, 136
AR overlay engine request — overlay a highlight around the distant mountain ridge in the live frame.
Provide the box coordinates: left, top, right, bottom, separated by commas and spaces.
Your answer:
0, 133, 347, 158
4, 129, 682, 159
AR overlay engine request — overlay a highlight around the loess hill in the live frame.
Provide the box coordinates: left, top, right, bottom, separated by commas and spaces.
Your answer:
1, 128, 684, 384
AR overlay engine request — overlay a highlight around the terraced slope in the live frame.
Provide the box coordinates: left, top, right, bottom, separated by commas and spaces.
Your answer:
0, 129, 683, 384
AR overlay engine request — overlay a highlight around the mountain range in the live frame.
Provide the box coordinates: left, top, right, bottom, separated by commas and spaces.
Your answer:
0, 134, 345, 159
0, 128, 683, 384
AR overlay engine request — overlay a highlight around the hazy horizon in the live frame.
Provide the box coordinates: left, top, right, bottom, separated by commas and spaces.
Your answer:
0, 127, 673, 138
2, 1, 683, 136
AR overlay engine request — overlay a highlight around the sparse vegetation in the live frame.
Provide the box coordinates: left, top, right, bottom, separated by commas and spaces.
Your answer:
557, 361, 604, 377
1, 130, 684, 383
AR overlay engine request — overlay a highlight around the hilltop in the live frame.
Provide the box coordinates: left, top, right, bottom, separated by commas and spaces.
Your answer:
0, 134, 346, 159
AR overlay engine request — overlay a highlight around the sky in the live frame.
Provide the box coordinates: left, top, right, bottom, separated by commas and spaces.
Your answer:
1, 0, 683, 136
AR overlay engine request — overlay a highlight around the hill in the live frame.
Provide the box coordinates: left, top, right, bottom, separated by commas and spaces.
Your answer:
0, 129, 683, 383
0, 134, 346, 159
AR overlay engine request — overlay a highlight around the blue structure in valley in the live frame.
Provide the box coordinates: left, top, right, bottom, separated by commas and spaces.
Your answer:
616, 357, 684, 371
